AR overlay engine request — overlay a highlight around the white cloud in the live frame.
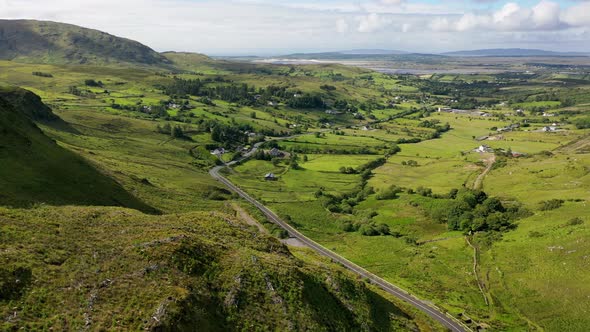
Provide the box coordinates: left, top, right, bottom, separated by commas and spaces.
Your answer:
532, 1, 561, 29
562, 2, 590, 27
432, 1, 571, 32
0, 0, 589, 54
336, 18, 349, 33
357, 13, 390, 33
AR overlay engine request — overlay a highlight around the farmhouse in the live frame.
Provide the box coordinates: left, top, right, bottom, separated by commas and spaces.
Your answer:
325, 110, 343, 115
475, 145, 494, 153
542, 112, 556, 117
269, 148, 284, 158
542, 126, 558, 132
264, 173, 277, 181
210, 148, 225, 156
474, 111, 489, 117
497, 123, 520, 132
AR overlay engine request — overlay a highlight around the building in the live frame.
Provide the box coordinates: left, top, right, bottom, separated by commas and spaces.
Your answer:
264, 173, 277, 181
269, 148, 284, 158
475, 145, 494, 153
542, 126, 558, 132
498, 123, 520, 132
325, 110, 343, 115
210, 148, 225, 156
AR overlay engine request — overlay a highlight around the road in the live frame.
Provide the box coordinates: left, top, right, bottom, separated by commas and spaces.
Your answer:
473, 154, 496, 190
209, 137, 468, 332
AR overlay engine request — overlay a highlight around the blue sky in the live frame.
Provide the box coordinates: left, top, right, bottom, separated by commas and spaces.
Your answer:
1, 0, 590, 55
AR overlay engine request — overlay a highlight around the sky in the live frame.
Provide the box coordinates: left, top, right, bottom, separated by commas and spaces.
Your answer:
1, 0, 590, 55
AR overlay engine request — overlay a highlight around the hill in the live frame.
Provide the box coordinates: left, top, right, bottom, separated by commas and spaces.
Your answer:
0, 205, 425, 331
0, 87, 155, 212
0, 19, 171, 66
337, 49, 409, 55
442, 48, 589, 57
0, 86, 59, 121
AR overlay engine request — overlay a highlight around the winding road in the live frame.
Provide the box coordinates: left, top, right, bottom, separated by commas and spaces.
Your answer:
209, 136, 468, 332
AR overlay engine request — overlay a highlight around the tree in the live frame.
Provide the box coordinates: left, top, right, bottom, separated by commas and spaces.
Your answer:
85, 79, 103, 87
171, 126, 184, 138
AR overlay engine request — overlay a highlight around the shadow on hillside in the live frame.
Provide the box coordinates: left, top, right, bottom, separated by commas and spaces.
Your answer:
0, 96, 159, 214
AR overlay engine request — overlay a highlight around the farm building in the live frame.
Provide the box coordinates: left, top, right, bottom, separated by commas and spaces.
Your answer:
542, 126, 558, 132
264, 173, 277, 181
475, 145, 494, 153
269, 148, 284, 158
497, 123, 520, 132
325, 110, 343, 115
210, 148, 226, 156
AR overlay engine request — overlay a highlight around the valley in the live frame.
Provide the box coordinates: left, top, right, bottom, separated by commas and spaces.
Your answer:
1, 19, 589, 331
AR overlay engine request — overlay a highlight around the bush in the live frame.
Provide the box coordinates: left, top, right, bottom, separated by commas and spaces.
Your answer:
273, 229, 289, 239
376, 185, 402, 200
539, 199, 564, 211
32, 71, 53, 78
416, 186, 432, 197
340, 222, 358, 232
85, 79, 104, 87
359, 224, 379, 236
574, 117, 590, 129
358, 223, 390, 236
564, 217, 584, 227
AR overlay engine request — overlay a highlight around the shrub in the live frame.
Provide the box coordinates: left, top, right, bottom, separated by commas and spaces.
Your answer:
359, 224, 380, 236
340, 222, 358, 232
564, 217, 584, 227
85, 79, 103, 87
539, 199, 564, 211
376, 185, 402, 200
32, 71, 53, 78
273, 229, 289, 239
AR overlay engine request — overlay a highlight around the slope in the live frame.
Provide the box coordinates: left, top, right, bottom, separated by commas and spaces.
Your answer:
0, 19, 171, 67
0, 205, 429, 331
0, 87, 155, 212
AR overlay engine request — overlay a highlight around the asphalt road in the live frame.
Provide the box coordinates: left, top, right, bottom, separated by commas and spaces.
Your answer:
209, 138, 468, 332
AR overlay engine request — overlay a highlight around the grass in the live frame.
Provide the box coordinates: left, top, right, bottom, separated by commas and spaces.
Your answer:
1, 51, 590, 331
228, 99, 590, 330
0, 205, 433, 331
0, 88, 155, 212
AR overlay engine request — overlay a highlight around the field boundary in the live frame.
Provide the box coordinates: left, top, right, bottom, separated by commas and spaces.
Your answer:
209, 136, 471, 332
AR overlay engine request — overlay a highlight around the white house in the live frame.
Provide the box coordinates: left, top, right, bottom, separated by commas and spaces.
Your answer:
475, 145, 493, 153
211, 148, 225, 155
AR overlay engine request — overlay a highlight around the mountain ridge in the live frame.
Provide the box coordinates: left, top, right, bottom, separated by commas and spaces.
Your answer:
0, 19, 172, 66
442, 48, 590, 57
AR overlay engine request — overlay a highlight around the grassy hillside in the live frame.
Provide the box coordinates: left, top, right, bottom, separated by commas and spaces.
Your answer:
0, 86, 58, 121
0, 20, 171, 67
0, 205, 429, 331
0, 21, 589, 329
0, 87, 155, 212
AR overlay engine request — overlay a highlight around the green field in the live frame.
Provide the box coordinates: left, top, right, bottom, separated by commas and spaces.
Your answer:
2, 37, 590, 331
